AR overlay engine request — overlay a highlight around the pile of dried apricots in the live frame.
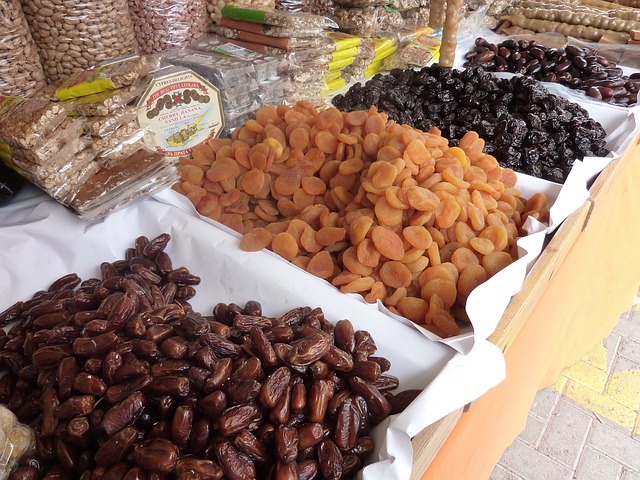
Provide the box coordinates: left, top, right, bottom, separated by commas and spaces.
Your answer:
174, 101, 549, 337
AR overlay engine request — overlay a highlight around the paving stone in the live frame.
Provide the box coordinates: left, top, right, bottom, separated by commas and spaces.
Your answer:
530, 388, 561, 422
564, 380, 637, 432
499, 439, 573, 480
561, 360, 608, 394
588, 421, 640, 472
582, 342, 608, 372
573, 445, 623, 480
618, 337, 640, 366
605, 367, 640, 412
614, 311, 640, 344
519, 414, 546, 448
537, 398, 592, 469
490, 464, 525, 480
604, 334, 622, 372
621, 469, 640, 480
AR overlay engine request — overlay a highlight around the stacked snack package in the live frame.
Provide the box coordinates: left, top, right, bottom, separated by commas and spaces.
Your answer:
0, 56, 178, 220
331, 0, 405, 37
215, 5, 341, 101
127, 0, 209, 54
339, 35, 397, 82
393, 0, 430, 27
383, 26, 441, 69
206, 0, 276, 25
0, 0, 47, 98
164, 36, 286, 134
0, 97, 96, 205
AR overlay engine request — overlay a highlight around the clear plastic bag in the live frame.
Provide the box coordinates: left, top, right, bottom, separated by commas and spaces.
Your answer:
128, 0, 209, 54
0, 405, 36, 480
0, 0, 46, 98
69, 147, 178, 220
0, 98, 70, 151
220, 4, 338, 28
84, 107, 139, 138
219, 17, 325, 37
20, 0, 140, 84
55, 55, 155, 101
162, 49, 259, 87
275, 0, 311, 12
71, 84, 145, 117
211, 26, 332, 50
333, 0, 386, 6
93, 123, 148, 169
332, 6, 391, 36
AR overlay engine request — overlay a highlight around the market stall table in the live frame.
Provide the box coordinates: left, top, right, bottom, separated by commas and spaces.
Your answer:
409, 131, 640, 479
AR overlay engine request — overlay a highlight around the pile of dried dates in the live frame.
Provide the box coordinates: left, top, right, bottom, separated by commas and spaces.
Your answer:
0, 233, 415, 480
332, 65, 610, 183
464, 37, 640, 107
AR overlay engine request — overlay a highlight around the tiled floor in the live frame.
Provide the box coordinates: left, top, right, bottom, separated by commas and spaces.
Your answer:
491, 303, 640, 480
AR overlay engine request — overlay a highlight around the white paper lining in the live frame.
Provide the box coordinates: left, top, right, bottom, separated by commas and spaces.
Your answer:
0, 186, 506, 480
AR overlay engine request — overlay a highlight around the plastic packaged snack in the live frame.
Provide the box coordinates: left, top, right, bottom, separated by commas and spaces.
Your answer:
401, 6, 431, 26
93, 123, 148, 169
20, 0, 139, 84
71, 84, 145, 117
212, 26, 333, 49
389, 0, 419, 10
309, 0, 335, 16
55, 55, 152, 101
332, 6, 387, 36
0, 405, 36, 480
333, 0, 385, 6
219, 17, 324, 37
49, 152, 102, 205
0, 98, 70, 151
8, 117, 87, 165
70, 148, 178, 219
384, 32, 439, 69
84, 107, 139, 138
221, 4, 339, 28
0, 0, 47, 98
162, 48, 258, 86
128, 0, 208, 54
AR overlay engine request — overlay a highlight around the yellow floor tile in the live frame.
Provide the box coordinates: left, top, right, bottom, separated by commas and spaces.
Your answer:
581, 342, 608, 371
564, 380, 637, 431
606, 369, 640, 411
561, 360, 609, 394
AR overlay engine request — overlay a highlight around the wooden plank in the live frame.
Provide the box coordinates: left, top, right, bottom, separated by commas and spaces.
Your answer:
408, 133, 640, 477
410, 407, 465, 480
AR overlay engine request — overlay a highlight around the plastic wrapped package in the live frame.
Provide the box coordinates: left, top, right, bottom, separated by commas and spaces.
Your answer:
309, 0, 335, 16
333, 0, 385, 6
20, 0, 140, 84
71, 84, 146, 118
0, 405, 36, 480
49, 152, 102, 205
84, 107, 139, 138
0, 98, 70, 151
219, 17, 325, 37
12, 137, 94, 192
128, 0, 208, 54
0, 0, 46, 98
275, 0, 311, 12
92, 123, 148, 169
162, 49, 258, 87
221, 4, 339, 28
211, 26, 333, 50
389, 0, 419, 10
55, 55, 157, 101
7, 117, 86, 164
332, 6, 390, 36
69, 148, 178, 220
383, 32, 440, 69
401, 6, 431, 26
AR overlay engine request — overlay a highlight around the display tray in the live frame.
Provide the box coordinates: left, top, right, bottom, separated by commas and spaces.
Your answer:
0, 185, 505, 480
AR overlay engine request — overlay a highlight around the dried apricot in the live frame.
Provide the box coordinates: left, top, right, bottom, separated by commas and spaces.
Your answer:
371, 226, 405, 261
240, 227, 273, 252
306, 251, 335, 279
